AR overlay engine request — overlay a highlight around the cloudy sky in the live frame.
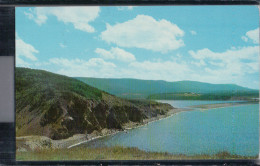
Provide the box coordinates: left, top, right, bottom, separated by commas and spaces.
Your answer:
16, 6, 259, 89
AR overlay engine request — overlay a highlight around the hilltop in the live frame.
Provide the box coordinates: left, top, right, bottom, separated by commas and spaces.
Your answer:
16, 68, 173, 140
75, 77, 258, 100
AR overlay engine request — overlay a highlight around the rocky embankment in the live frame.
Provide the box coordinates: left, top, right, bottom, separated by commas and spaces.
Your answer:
16, 107, 187, 152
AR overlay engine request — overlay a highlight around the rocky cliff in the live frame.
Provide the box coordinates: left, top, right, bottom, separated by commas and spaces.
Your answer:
16, 68, 173, 140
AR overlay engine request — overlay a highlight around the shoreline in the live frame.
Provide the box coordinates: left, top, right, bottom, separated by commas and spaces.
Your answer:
190, 101, 258, 110
123, 108, 191, 130
16, 101, 257, 151
67, 107, 190, 149
16, 107, 189, 151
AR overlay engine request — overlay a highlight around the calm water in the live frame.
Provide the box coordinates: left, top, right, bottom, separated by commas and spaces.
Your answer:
80, 100, 259, 156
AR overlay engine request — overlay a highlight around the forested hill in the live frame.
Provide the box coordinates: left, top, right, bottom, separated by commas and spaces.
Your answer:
15, 68, 173, 140
75, 77, 258, 100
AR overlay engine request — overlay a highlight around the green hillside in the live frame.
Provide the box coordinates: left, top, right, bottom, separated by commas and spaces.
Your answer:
16, 68, 173, 140
148, 92, 259, 101
75, 77, 258, 100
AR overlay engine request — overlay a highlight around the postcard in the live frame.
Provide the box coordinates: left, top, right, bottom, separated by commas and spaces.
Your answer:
15, 6, 259, 160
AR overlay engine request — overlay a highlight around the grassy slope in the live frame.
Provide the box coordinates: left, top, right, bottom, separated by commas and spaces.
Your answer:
16, 68, 173, 140
75, 77, 258, 99
16, 146, 257, 160
16, 67, 103, 139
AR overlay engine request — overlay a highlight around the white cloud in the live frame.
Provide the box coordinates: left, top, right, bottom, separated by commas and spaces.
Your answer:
186, 46, 259, 88
126, 60, 192, 81
242, 28, 259, 44
59, 43, 66, 48
189, 46, 258, 62
24, 8, 35, 19
190, 30, 197, 35
189, 46, 259, 76
25, 7, 100, 33
37, 49, 258, 89
100, 15, 185, 53
95, 47, 136, 62
129, 61, 189, 72
117, 6, 135, 11
46, 55, 192, 82
191, 59, 206, 67
48, 57, 116, 77
176, 53, 182, 58
16, 34, 39, 67
16, 57, 31, 67
209, 61, 225, 67
49, 57, 116, 68
241, 36, 248, 42
95, 48, 114, 59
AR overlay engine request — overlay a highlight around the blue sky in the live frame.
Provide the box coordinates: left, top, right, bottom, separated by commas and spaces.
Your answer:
16, 6, 259, 89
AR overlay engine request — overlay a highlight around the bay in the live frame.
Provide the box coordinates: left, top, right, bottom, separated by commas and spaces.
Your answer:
80, 100, 259, 156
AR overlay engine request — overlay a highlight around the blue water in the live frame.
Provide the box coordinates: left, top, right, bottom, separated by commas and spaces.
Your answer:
81, 100, 259, 156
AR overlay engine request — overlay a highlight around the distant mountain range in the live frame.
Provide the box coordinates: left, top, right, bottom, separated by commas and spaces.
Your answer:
76, 77, 259, 100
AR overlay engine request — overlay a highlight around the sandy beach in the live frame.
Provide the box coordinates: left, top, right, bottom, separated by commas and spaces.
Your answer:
190, 101, 258, 109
